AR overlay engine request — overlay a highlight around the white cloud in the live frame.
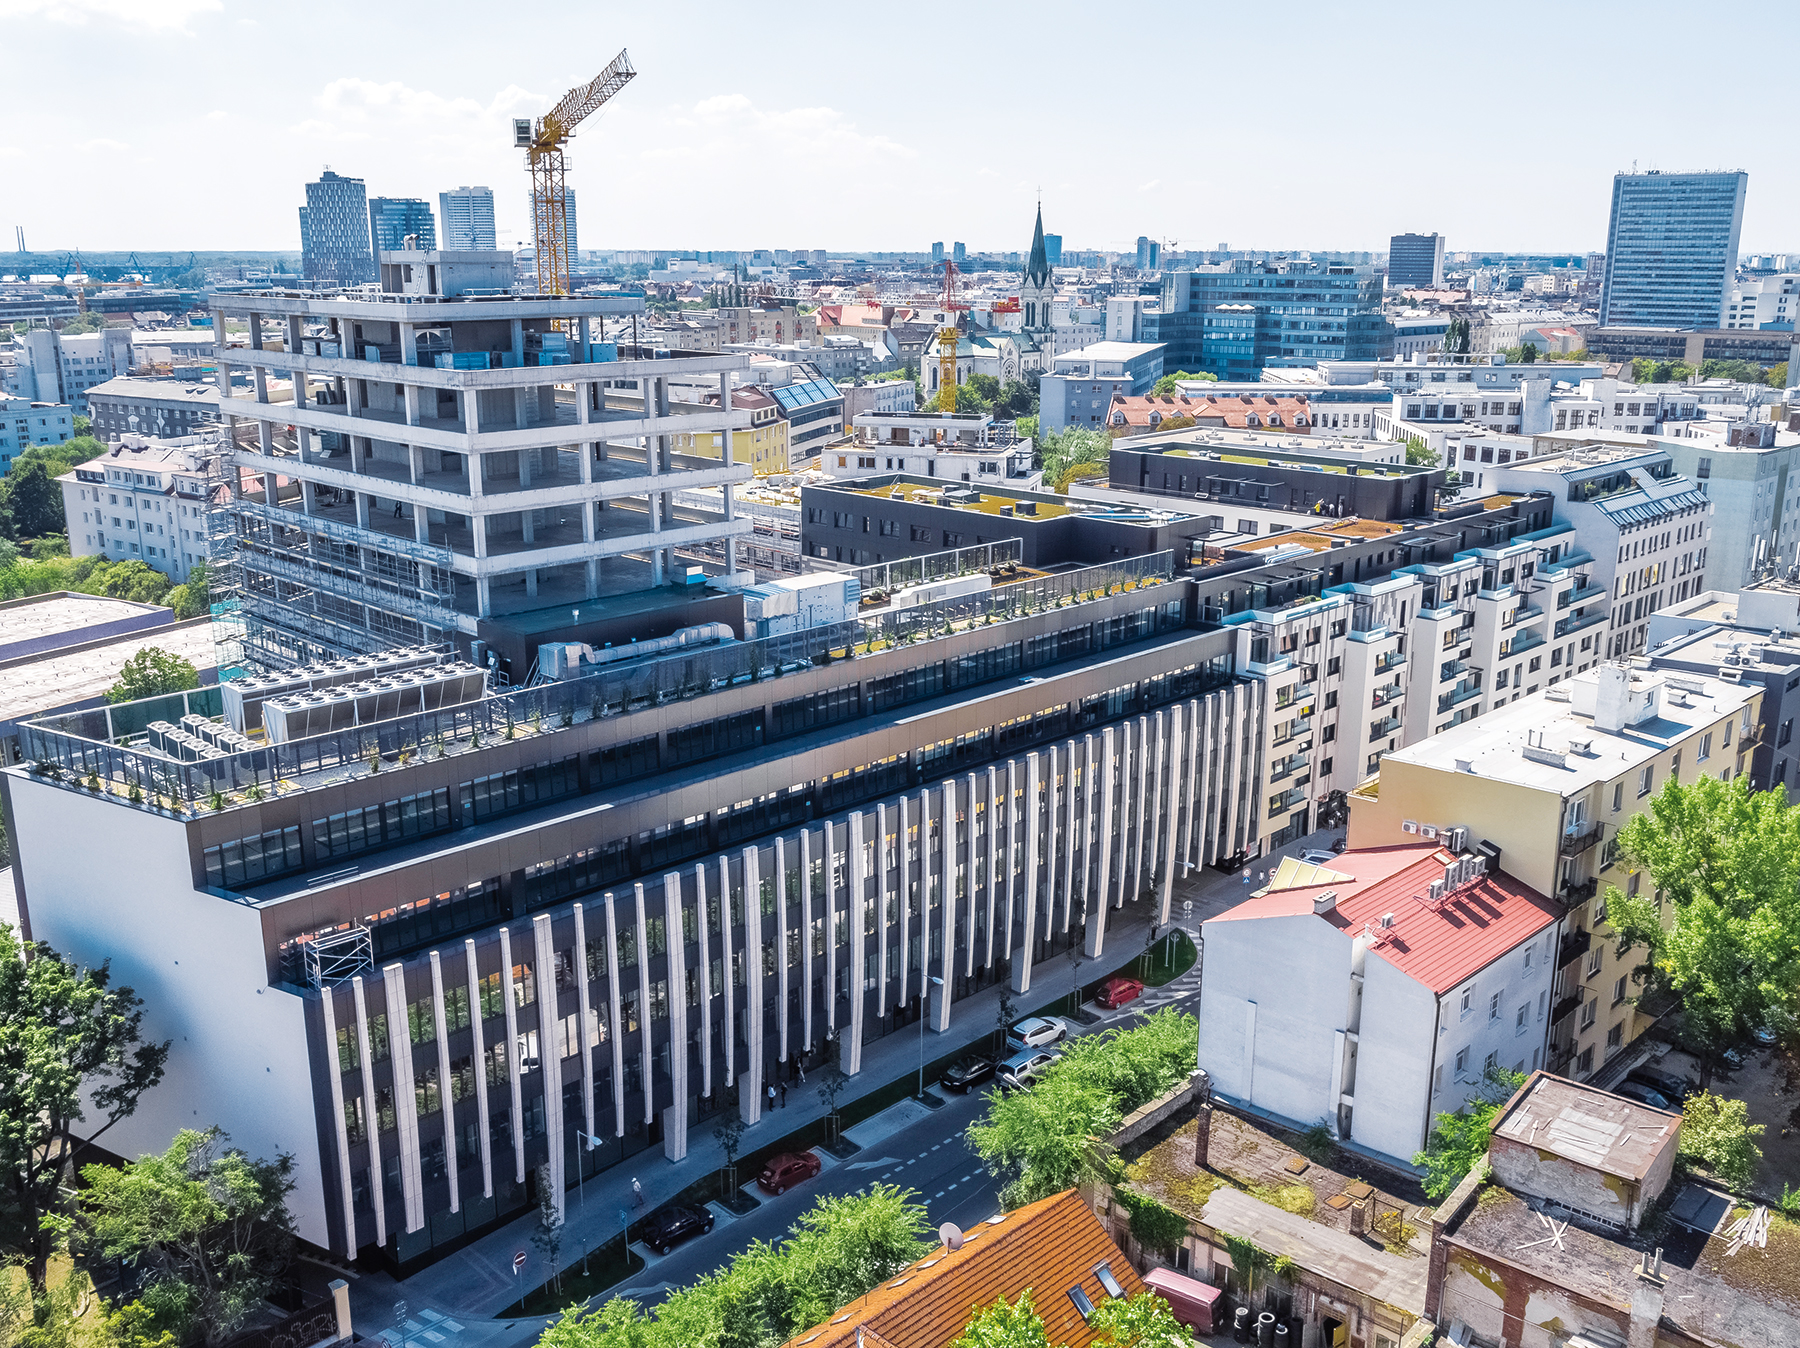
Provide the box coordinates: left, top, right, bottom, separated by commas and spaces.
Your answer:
0, 0, 221, 29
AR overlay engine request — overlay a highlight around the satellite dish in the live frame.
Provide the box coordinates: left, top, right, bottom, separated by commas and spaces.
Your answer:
939, 1221, 964, 1251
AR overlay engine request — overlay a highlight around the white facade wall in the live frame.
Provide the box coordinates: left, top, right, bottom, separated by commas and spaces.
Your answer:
1348, 951, 1439, 1161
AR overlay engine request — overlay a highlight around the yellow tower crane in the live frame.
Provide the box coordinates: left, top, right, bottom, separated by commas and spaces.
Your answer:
514, 49, 637, 299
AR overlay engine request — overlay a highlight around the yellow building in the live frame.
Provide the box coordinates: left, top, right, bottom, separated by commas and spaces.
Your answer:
673, 386, 790, 475
1348, 663, 1761, 1083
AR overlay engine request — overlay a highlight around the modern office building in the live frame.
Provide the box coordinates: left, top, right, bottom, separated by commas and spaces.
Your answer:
1349, 664, 1760, 1082
58, 433, 214, 582
368, 198, 437, 254
1038, 341, 1166, 431
439, 187, 497, 252
952, 242, 966, 268
5, 538, 1250, 1269
1135, 237, 1160, 272
1598, 170, 1747, 330
1157, 262, 1392, 380
1042, 233, 1062, 268
0, 396, 73, 473
300, 170, 378, 286
205, 248, 755, 673
14, 328, 133, 413
1386, 233, 1445, 289
930, 242, 944, 265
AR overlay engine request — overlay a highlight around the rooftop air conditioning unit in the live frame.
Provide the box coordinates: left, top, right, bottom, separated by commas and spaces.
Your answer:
1445, 825, 1469, 852
1719, 666, 1742, 682
1401, 820, 1419, 834
1420, 824, 1440, 840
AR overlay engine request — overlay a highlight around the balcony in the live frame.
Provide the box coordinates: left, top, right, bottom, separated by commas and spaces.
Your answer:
1268, 785, 1309, 817
1501, 629, 1547, 659
1368, 714, 1402, 742
1558, 926, 1593, 967
1269, 725, 1313, 750
1269, 756, 1310, 785
1558, 876, 1598, 906
1555, 609, 1607, 639
1559, 581, 1606, 608
1507, 604, 1545, 626
1374, 652, 1407, 675
1371, 683, 1405, 710
1551, 993, 1583, 1025
1437, 683, 1482, 714
1559, 822, 1603, 857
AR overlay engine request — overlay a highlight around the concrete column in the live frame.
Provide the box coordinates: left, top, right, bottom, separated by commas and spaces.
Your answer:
1015, 753, 1042, 994
531, 915, 565, 1219
633, 884, 654, 1131
1087, 734, 1110, 959
846, 811, 866, 1074
376, 964, 421, 1238
510, 318, 524, 366
1002, 759, 1018, 974
428, 951, 460, 1215
355, 492, 370, 530
822, 820, 837, 1038
717, 858, 735, 1087
964, 772, 980, 978
694, 864, 712, 1102
317, 987, 359, 1258
404, 382, 420, 427
408, 443, 424, 485
934, 781, 953, 1032
249, 312, 262, 350
476, 576, 492, 619
570, 905, 597, 1168
875, 802, 890, 1017
774, 836, 790, 1066
211, 311, 231, 396
741, 846, 764, 1123
464, 939, 494, 1199
399, 322, 418, 367
498, 927, 526, 1183
350, 976, 387, 1248
1146, 711, 1167, 916
1159, 706, 1185, 925
658, 876, 688, 1162
983, 766, 999, 969
897, 794, 911, 1007
799, 830, 815, 1054
602, 892, 627, 1139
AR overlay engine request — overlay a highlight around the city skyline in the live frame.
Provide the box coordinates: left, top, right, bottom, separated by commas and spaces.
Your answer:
4, 0, 1795, 255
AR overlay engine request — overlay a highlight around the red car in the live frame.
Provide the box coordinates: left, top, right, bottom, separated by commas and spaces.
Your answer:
757, 1151, 823, 1195
1095, 976, 1144, 1009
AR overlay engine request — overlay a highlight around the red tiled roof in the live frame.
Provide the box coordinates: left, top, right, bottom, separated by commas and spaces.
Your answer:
779, 1190, 1144, 1348
1111, 392, 1313, 431
1210, 845, 1559, 994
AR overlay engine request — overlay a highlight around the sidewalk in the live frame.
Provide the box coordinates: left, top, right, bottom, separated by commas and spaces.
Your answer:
344, 826, 1340, 1339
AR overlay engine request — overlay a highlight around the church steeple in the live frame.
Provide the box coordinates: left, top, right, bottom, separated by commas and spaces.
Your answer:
1025, 201, 1051, 288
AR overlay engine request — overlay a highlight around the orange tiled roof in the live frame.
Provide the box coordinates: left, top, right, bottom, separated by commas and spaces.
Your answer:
780, 1190, 1144, 1348
1108, 393, 1312, 431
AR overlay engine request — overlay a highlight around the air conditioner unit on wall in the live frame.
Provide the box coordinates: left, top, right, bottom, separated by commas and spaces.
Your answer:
1402, 820, 1419, 834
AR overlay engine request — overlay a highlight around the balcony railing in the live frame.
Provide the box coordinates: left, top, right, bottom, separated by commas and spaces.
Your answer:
1558, 926, 1593, 967
1555, 609, 1607, 639
1501, 629, 1547, 659
1371, 684, 1404, 709
1437, 684, 1482, 714
1269, 755, 1309, 784
1558, 876, 1598, 906
1368, 714, 1402, 742
1551, 993, 1582, 1025
1560, 581, 1606, 608
1374, 652, 1407, 675
1559, 822, 1603, 857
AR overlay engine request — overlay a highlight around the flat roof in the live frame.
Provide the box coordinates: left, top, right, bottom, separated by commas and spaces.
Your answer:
1199, 1186, 1427, 1315
1491, 1072, 1677, 1182
86, 377, 220, 403
1376, 666, 1757, 796
0, 593, 167, 655
0, 618, 218, 727
843, 476, 1197, 523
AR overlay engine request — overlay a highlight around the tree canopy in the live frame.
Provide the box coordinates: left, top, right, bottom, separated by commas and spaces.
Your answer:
1151, 371, 1216, 396
107, 646, 201, 704
0, 924, 169, 1291
540, 1185, 931, 1348
1038, 427, 1114, 495
0, 460, 65, 539
76, 1128, 297, 1347
1677, 1090, 1764, 1189
1412, 1065, 1525, 1199
950, 1288, 1184, 1348
1606, 773, 1800, 1053
1403, 435, 1438, 468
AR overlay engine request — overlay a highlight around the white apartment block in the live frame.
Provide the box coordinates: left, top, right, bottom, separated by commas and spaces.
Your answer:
58, 434, 213, 582
1722, 273, 1800, 330
0, 395, 74, 473
16, 327, 133, 413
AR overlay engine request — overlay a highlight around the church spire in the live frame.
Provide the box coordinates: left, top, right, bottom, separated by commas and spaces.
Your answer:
1026, 200, 1050, 287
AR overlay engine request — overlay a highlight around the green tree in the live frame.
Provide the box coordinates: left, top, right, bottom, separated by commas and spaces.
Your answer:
1767, 362, 1788, 389
0, 460, 65, 539
1151, 370, 1217, 396
1404, 435, 1438, 467
1039, 426, 1113, 495
106, 646, 200, 703
75, 1127, 296, 1347
56, 313, 108, 335
1606, 774, 1800, 1056
1087, 1292, 1188, 1348
1412, 1065, 1525, 1199
967, 1070, 1120, 1208
72, 415, 91, 437
1520, 342, 1538, 364
531, 1163, 566, 1296
1678, 1091, 1764, 1189
94, 559, 173, 606
0, 925, 169, 1291
165, 561, 212, 620
1442, 317, 1471, 356
951, 1289, 1050, 1348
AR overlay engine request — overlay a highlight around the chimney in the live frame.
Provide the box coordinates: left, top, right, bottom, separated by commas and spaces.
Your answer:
1313, 890, 1339, 914
1349, 1200, 1367, 1235
1193, 1102, 1214, 1169
1594, 664, 1631, 733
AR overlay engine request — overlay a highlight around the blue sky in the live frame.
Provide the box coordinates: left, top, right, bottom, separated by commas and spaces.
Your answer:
5, 0, 1792, 256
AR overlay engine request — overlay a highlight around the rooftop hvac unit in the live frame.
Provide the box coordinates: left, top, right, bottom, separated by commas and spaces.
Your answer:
1444, 825, 1469, 852
1401, 820, 1419, 834
1718, 666, 1742, 682
1420, 824, 1439, 840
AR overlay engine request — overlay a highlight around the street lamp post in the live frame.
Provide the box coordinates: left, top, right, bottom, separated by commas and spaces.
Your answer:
916, 969, 944, 1100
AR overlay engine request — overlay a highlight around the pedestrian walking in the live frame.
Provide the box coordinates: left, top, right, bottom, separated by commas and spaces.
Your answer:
632, 1176, 644, 1209
780, 1082, 788, 1108
767, 1083, 777, 1112
798, 1061, 807, 1084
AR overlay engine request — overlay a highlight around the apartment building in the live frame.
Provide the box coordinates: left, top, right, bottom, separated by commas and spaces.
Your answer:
15, 327, 133, 413
1657, 432, 1800, 584
1348, 664, 1761, 1082
85, 376, 223, 441
1038, 341, 1167, 432
57, 434, 214, 582
0, 396, 73, 473
839, 411, 1034, 486
206, 248, 756, 670
668, 385, 790, 475
1722, 271, 1800, 329
6, 549, 1252, 1268
1481, 442, 1713, 658
1198, 842, 1563, 1164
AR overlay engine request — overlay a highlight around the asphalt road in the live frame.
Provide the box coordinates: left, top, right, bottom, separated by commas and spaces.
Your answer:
611, 965, 1205, 1310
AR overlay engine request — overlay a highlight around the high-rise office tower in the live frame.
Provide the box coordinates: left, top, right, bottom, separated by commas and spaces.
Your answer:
1135, 236, 1160, 272
1599, 171, 1747, 329
1387, 232, 1445, 289
368, 197, 437, 253
1043, 233, 1062, 268
438, 186, 498, 251
931, 241, 944, 264
952, 242, 966, 268
298, 169, 376, 285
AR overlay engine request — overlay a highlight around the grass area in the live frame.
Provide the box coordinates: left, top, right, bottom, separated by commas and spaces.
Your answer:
497, 1232, 645, 1319
1248, 1182, 1317, 1218
1137, 930, 1198, 987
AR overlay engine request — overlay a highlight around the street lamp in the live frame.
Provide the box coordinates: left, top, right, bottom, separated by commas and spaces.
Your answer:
916, 970, 944, 1101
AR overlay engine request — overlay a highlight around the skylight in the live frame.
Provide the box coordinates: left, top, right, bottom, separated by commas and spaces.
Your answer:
1093, 1262, 1125, 1298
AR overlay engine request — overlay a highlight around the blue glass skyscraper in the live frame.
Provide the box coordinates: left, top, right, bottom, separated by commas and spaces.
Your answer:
368, 198, 436, 253
1599, 171, 1746, 330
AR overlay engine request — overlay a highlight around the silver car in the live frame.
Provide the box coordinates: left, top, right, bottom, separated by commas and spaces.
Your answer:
997, 1047, 1058, 1091
1007, 1016, 1067, 1050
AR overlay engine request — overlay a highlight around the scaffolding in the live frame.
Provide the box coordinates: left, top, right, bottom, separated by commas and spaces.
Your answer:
204, 446, 247, 678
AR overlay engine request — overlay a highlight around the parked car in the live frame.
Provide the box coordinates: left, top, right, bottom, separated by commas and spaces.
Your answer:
997, 1047, 1058, 1091
757, 1151, 823, 1196
939, 1056, 997, 1093
1614, 1080, 1676, 1111
1751, 1021, 1780, 1046
640, 1204, 714, 1255
1007, 1016, 1067, 1050
1095, 976, 1144, 1009
1626, 1067, 1694, 1103
1298, 849, 1340, 866
1721, 1045, 1747, 1069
